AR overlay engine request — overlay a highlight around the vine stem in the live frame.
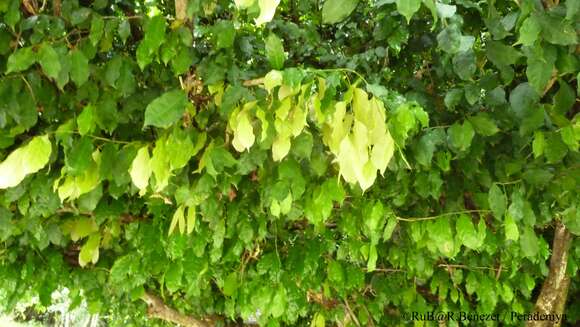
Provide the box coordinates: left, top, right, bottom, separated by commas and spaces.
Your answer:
396, 209, 492, 222
48, 130, 131, 144
311, 67, 370, 86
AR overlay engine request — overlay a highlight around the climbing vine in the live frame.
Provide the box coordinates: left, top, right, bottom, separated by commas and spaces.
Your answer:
0, 0, 579, 326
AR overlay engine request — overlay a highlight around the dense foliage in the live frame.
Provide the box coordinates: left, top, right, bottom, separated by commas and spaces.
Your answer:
0, 0, 579, 326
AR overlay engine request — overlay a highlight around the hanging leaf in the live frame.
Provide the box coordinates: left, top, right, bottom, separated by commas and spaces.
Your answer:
255, 0, 280, 25
169, 205, 186, 236
6, 47, 36, 74
129, 146, 152, 193
38, 43, 61, 80
79, 234, 101, 267
186, 205, 196, 234
0, 135, 52, 189
144, 90, 189, 128
265, 34, 285, 69
232, 111, 256, 152
488, 184, 506, 220
396, 0, 422, 23
272, 135, 291, 161
69, 49, 90, 87
322, 0, 359, 24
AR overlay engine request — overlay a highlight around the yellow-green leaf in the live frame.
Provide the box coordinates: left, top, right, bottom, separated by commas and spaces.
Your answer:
371, 129, 394, 175
232, 111, 255, 152
129, 146, 152, 193
186, 205, 196, 234
264, 70, 283, 92
255, 0, 280, 26
272, 135, 291, 161
79, 234, 101, 267
169, 205, 186, 236
235, 0, 256, 8
0, 135, 52, 189
322, 0, 359, 24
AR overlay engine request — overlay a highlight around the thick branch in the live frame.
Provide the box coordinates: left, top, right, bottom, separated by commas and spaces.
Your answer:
527, 221, 573, 327
141, 292, 212, 327
243, 78, 264, 87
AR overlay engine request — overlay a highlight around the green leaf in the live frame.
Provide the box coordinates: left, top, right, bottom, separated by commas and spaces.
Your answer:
89, 15, 104, 46
486, 41, 521, 68
532, 131, 545, 158
544, 132, 568, 163
488, 184, 506, 220
437, 25, 462, 54
118, 20, 131, 43
66, 137, 94, 175
271, 287, 287, 318
519, 228, 539, 258
69, 49, 89, 87
396, 0, 421, 23
144, 90, 189, 129
222, 272, 239, 296
561, 126, 578, 151
526, 45, 556, 94
509, 83, 539, 119
447, 121, 475, 152
327, 260, 344, 285
265, 34, 285, 70
504, 214, 519, 241
69, 217, 98, 241
456, 214, 483, 250
165, 262, 183, 293
167, 128, 195, 170
538, 13, 577, 45
431, 217, 455, 257
469, 113, 499, 136
38, 43, 61, 80
129, 146, 152, 193
255, 0, 280, 26
453, 50, 476, 80
213, 20, 235, 49
6, 47, 36, 73
566, 0, 580, 19
553, 81, 575, 115
382, 215, 398, 241
136, 16, 166, 69
518, 15, 540, 46
0, 135, 52, 189
79, 234, 100, 267
322, 0, 359, 24
562, 207, 580, 236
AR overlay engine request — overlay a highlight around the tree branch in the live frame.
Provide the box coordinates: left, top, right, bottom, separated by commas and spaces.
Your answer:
527, 221, 573, 327
141, 292, 212, 327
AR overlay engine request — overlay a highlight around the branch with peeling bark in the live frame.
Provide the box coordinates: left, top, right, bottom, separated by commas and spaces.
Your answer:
141, 292, 213, 327
528, 221, 573, 327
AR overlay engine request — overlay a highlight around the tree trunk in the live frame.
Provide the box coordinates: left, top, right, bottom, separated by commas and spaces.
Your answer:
527, 221, 573, 327
175, 0, 188, 20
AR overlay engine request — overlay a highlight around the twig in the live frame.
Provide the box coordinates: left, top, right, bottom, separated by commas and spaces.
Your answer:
396, 209, 491, 222
438, 264, 501, 272
243, 78, 264, 87
343, 299, 361, 327
21, 75, 37, 104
